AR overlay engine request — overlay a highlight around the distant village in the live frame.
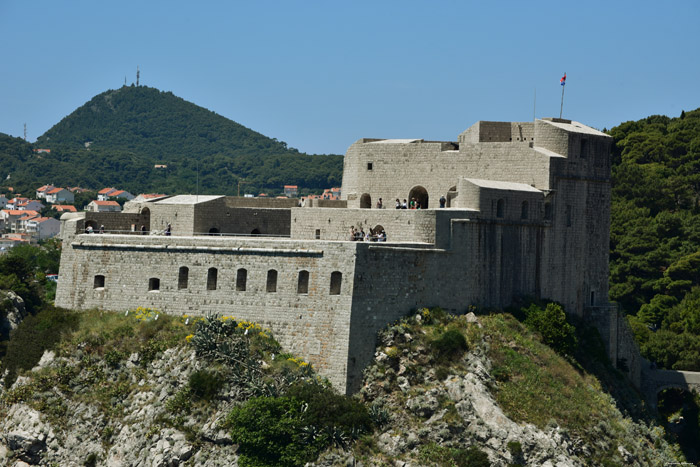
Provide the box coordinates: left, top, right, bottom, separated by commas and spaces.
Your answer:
0, 184, 340, 251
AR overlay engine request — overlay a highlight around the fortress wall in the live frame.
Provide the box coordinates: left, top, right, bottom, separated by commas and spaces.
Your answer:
81, 212, 149, 233
342, 141, 465, 209
290, 208, 438, 242
342, 139, 554, 210
193, 206, 291, 236
459, 121, 534, 143
150, 204, 197, 235
222, 197, 299, 209
538, 176, 610, 316
55, 235, 360, 390
344, 218, 542, 391
534, 119, 571, 156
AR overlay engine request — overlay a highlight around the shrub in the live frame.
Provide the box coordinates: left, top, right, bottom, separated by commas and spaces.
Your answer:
1, 306, 79, 387
224, 396, 310, 467
523, 303, 577, 356
189, 369, 223, 401
431, 328, 468, 359
224, 382, 372, 466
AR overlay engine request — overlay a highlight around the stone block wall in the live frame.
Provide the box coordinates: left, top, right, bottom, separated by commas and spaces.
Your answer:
56, 234, 360, 390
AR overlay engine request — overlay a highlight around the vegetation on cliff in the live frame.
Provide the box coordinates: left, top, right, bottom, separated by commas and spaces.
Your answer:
608, 107, 700, 371
0, 302, 689, 465
0, 85, 343, 197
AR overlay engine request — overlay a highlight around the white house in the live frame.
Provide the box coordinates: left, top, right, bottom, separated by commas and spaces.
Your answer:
25, 217, 61, 240
36, 185, 55, 199
87, 200, 122, 212
45, 187, 75, 204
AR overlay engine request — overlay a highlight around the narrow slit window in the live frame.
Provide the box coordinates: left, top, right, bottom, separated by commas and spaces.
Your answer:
207, 267, 218, 290
496, 199, 505, 218
330, 271, 342, 295
236, 268, 247, 291
315, 229, 321, 239
297, 270, 309, 294
521, 201, 528, 220
178, 266, 189, 289
267, 269, 278, 293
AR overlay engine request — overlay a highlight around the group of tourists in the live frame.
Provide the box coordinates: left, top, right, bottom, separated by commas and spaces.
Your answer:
349, 225, 387, 242
395, 198, 422, 209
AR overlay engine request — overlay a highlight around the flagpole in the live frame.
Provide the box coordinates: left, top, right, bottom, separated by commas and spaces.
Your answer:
533, 88, 537, 121
559, 73, 566, 119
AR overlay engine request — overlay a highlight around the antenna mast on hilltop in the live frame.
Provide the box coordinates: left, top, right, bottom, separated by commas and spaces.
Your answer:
23, 123, 27, 141
136, 66, 140, 86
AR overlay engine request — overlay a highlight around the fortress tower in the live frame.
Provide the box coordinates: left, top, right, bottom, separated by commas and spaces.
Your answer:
56, 118, 612, 393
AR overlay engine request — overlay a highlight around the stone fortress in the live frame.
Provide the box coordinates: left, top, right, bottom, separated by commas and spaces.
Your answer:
56, 117, 616, 394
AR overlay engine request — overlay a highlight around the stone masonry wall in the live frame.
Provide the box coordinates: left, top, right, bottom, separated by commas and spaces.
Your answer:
56, 234, 358, 390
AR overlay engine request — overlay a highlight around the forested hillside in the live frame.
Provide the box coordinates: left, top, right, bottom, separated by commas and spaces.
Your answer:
609, 108, 700, 370
0, 86, 342, 196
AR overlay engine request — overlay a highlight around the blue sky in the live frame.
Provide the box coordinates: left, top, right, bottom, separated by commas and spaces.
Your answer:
1, 0, 698, 155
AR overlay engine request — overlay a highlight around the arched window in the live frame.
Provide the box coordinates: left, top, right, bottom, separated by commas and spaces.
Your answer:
408, 186, 429, 209
267, 269, 278, 293
236, 268, 247, 291
496, 199, 505, 218
148, 278, 160, 291
297, 270, 309, 294
94, 275, 105, 289
251, 228, 261, 236
330, 271, 342, 295
207, 267, 218, 290
544, 202, 552, 220
178, 266, 189, 289
360, 193, 372, 209
208, 227, 220, 235
521, 201, 529, 220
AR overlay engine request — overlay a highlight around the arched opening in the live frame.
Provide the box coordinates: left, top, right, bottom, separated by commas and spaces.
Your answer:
408, 186, 429, 209
178, 266, 189, 289
140, 207, 151, 232
236, 268, 247, 291
330, 271, 342, 295
373, 225, 385, 242
544, 202, 552, 220
496, 199, 505, 218
93, 275, 105, 289
251, 228, 261, 236
148, 277, 160, 291
267, 269, 278, 293
207, 267, 218, 290
446, 186, 457, 208
297, 270, 309, 294
208, 227, 220, 236
360, 193, 372, 209
85, 220, 98, 233
521, 201, 529, 219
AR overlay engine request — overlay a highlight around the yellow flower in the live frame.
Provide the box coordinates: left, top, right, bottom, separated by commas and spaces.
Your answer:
185, 334, 194, 343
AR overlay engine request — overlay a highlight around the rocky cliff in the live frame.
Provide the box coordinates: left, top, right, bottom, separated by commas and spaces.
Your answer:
0, 309, 685, 466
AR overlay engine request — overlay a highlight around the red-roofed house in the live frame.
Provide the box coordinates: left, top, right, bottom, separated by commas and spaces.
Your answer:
283, 185, 298, 197
14, 212, 40, 233
87, 200, 122, 213
321, 187, 341, 200
1, 209, 39, 232
25, 217, 60, 239
53, 205, 78, 213
36, 184, 55, 199
45, 187, 75, 204
98, 188, 134, 201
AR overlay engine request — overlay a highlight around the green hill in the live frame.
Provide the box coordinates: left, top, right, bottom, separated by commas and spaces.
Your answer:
1, 85, 342, 196
608, 108, 700, 371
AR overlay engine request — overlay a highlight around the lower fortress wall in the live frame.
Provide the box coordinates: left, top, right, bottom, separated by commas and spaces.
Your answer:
56, 215, 548, 393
